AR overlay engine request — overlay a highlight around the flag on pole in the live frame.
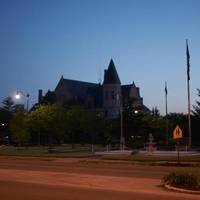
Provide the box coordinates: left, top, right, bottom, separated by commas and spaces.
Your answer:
165, 81, 168, 95
186, 40, 190, 80
186, 39, 192, 146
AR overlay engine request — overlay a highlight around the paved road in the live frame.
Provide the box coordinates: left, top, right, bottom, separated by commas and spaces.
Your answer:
0, 157, 199, 200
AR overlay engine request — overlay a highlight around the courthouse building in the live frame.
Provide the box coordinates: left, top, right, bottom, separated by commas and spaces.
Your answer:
38, 59, 149, 118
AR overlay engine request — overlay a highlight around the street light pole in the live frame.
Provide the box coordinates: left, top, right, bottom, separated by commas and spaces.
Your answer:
26, 93, 30, 112
120, 106, 124, 151
15, 91, 30, 112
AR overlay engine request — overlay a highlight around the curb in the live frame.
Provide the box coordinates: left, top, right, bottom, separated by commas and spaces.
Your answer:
164, 184, 200, 195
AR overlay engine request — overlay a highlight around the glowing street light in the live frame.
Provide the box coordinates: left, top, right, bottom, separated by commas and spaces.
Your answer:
15, 91, 30, 111
134, 110, 138, 114
15, 93, 21, 99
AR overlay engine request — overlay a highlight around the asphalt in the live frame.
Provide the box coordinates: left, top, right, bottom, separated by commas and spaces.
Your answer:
0, 157, 199, 200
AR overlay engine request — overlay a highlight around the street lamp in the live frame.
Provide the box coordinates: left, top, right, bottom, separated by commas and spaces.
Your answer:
15, 93, 20, 99
15, 91, 30, 112
120, 106, 125, 151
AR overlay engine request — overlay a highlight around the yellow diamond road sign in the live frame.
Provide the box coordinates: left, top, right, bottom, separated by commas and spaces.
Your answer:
173, 125, 183, 139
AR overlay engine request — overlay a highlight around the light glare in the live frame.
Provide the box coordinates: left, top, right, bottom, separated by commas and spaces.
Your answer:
15, 94, 21, 99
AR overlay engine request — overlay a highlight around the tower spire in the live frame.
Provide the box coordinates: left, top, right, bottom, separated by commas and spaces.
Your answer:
103, 59, 121, 84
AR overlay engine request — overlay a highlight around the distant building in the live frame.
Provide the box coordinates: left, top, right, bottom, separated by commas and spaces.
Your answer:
38, 59, 150, 118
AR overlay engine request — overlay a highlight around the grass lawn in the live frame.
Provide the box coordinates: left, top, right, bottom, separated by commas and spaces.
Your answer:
0, 145, 94, 158
1, 145, 200, 166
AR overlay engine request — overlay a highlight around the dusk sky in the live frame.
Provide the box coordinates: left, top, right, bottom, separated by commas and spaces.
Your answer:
0, 0, 200, 115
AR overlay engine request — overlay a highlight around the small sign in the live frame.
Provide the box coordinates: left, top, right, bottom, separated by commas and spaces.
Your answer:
173, 125, 183, 139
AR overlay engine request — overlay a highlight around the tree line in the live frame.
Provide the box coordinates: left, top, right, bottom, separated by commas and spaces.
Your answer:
0, 89, 200, 147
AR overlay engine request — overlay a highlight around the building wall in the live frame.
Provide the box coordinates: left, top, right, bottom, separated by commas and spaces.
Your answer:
103, 84, 122, 118
55, 81, 73, 104
129, 86, 143, 107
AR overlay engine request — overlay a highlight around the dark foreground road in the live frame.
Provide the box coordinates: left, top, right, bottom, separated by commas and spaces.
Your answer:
0, 157, 199, 200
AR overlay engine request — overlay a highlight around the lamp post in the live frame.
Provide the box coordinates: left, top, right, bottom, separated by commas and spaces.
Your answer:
15, 91, 30, 112
120, 106, 125, 151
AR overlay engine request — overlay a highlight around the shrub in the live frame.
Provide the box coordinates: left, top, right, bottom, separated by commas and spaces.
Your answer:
163, 171, 200, 191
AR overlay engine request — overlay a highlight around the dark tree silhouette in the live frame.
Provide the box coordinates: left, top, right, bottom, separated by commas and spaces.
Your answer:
151, 106, 160, 117
192, 88, 200, 117
2, 96, 14, 112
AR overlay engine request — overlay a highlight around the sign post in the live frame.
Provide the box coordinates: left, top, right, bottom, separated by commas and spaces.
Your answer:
173, 125, 183, 163
177, 138, 180, 163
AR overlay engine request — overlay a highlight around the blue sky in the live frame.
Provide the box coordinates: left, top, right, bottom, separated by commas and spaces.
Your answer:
0, 0, 200, 114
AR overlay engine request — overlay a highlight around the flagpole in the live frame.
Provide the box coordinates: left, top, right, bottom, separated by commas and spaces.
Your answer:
187, 77, 191, 147
186, 39, 192, 147
165, 81, 169, 145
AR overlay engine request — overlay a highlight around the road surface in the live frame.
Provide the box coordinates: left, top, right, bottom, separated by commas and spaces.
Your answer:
0, 157, 199, 200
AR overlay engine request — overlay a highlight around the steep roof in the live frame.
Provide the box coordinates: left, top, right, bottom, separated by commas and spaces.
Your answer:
55, 77, 98, 100
143, 105, 151, 114
122, 82, 140, 99
103, 59, 121, 84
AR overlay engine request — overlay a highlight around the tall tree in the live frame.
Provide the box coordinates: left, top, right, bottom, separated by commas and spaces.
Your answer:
151, 106, 160, 117
192, 88, 200, 117
82, 111, 108, 145
2, 97, 14, 112
191, 89, 200, 143
65, 106, 86, 147
10, 108, 29, 146
28, 104, 67, 145
0, 96, 16, 144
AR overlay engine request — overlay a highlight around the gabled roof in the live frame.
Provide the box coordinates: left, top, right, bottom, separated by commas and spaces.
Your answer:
122, 82, 141, 99
143, 105, 151, 114
55, 77, 98, 100
103, 59, 121, 84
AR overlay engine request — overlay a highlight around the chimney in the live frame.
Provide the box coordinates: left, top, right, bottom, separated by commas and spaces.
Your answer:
38, 89, 43, 103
